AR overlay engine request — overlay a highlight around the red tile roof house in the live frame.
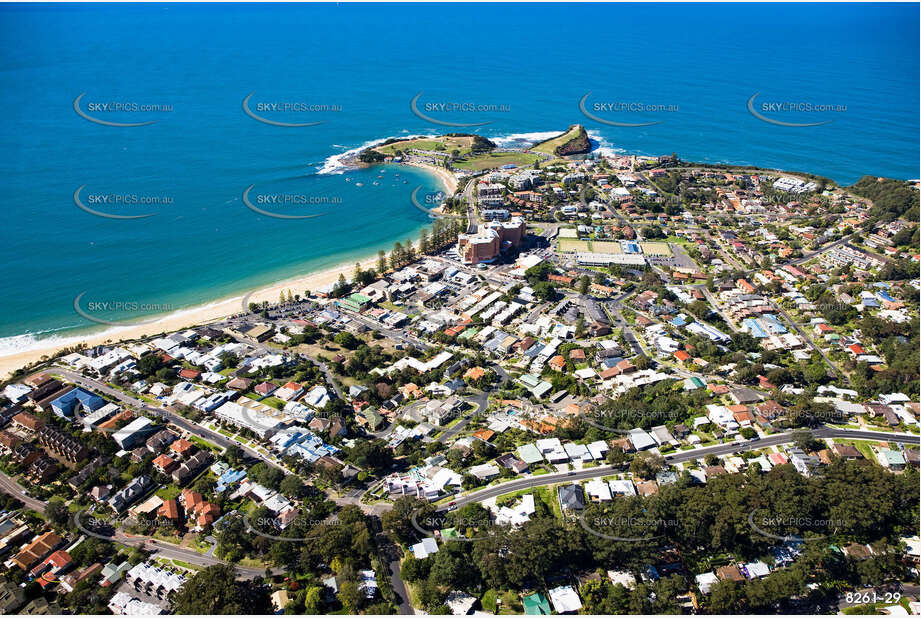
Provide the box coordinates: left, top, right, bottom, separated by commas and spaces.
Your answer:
178, 368, 201, 381
757, 375, 776, 390
599, 367, 620, 380
756, 400, 784, 419
170, 438, 196, 459
736, 279, 756, 293
548, 355, 566, 371
673, 350, 690, 363
847, 344, 866, 357
196, 503, 221, 528
158, 499, 181, 522
152, 454, 178, 474
275, 381, 305, 401
254, 382, 277, 396
31, 549, 73, 586
768, 452, 788, 465
733, 411, 755, 426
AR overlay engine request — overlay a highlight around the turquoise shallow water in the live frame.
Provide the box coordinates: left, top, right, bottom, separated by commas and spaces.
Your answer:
0, 3, 918, 352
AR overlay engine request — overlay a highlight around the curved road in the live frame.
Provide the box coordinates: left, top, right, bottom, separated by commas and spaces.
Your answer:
437, 426, 919, 512
0, 470, 275, 578
40, 367, 286, 472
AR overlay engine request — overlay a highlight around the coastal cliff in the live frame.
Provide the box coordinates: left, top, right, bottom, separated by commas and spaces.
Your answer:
552, 124, 592, 156
531, 124, 592, 157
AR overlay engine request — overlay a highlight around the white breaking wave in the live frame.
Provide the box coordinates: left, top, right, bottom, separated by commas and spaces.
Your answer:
586, 130, 628, 158
316, 133, 438, 175
317, 129, 632, 177
0, 328, 117, 358
489, 131, 563, 149
0, 294, 247, 359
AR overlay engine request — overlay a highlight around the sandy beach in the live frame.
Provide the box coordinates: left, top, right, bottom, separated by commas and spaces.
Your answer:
0, 162, 460, 381
402, 160, 458, 195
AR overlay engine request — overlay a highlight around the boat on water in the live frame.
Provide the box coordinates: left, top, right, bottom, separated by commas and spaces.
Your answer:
355, 182, 363, 187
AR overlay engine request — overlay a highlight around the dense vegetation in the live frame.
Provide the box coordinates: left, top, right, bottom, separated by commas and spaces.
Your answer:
386, 459, 917, 613
171, 564, 272, 614
850, 176, 920, 222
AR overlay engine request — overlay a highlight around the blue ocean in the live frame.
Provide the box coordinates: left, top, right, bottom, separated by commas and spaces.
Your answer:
0, 3, 918, 353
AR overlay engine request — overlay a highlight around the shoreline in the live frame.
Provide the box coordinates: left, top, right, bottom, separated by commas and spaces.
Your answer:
0, 159, 458, 381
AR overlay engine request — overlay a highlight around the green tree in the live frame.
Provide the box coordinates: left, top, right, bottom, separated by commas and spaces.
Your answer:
45, 497, 69, 528
338, 580, 362, 613
279, 475, 306, 499
170, 564, 271, 614
630, 451, 664, 480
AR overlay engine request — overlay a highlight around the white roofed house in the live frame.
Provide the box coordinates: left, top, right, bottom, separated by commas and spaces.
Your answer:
609, 479, 637, 496
548, 585, 583, 614
627, 428, 656, 451
358, 569, 378, 599
213, 401, 285, 439
112, 417, 155, 450
706, 404, 738, 431
536, 438, 569, 463
650, 425, 678, 447
586, 440, 609, 460
564, 442, 592, 462
302, 385, 330, 409
411, 537, 439, 560
585, 478, 613, 502
468, 463, 501, 481
492, 493, 536, 527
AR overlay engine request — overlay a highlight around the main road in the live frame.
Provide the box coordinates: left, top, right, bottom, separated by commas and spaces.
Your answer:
437, 426, 919, 512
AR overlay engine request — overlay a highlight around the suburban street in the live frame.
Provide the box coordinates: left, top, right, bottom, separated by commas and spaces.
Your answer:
0, 469, 275, 578
438, 426, 919, 512
40, 367, 286, 472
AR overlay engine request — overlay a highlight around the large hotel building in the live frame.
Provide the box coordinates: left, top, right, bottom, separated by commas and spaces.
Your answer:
457, 217, 527, 265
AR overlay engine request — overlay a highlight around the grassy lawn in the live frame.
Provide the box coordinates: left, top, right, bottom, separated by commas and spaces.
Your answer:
375, 135, 474, 157
453, 151, 542, 171
153, 530, 183, 545
494, 487, 539, 507
480, 589, 499, 614
639, 241, 672, 256
379, 301, 404, 313
533, 485, 561, 519
531, 126, 581, 155
188, 435, 222, 453
156, 485, 181, 500
557, 238, 591, 253
218, 428, 234, 438
591, 240, 624, 254
498, 590, 523, 614
261, 396, 285, 410
183, 536, 213, 554
833, 439, 877, 461
154, 557, 204, 571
